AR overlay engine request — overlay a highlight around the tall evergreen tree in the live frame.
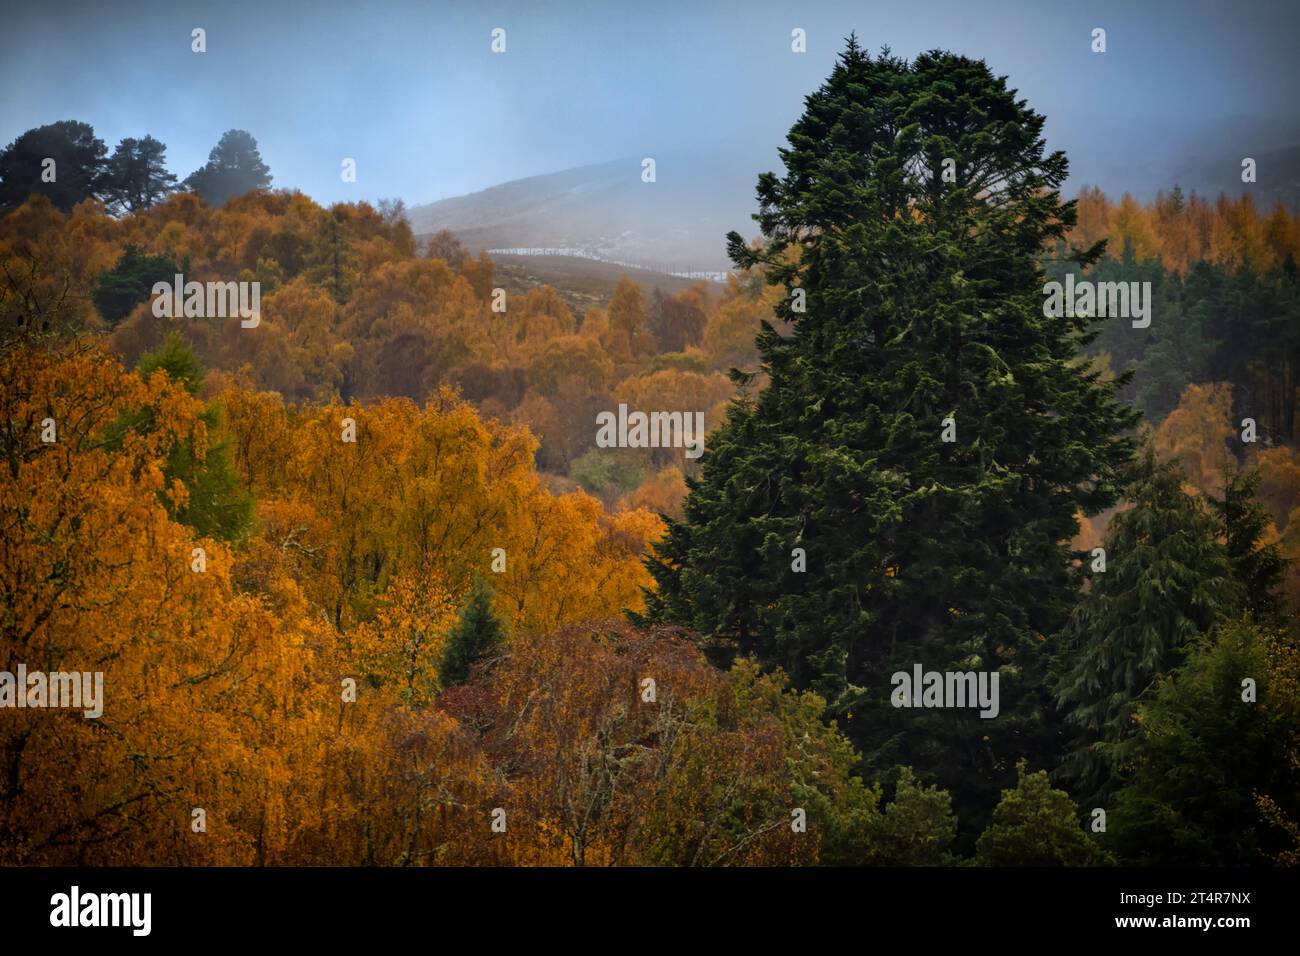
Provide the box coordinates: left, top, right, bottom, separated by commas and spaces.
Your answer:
440, 577, 506, 687
104, 135, 178, 213
184, 129, 272, 207
1053, 447, 1237, 800
641, 40, 1139, 818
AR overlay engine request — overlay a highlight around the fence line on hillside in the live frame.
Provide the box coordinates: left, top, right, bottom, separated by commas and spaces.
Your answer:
486, 247, 731, 283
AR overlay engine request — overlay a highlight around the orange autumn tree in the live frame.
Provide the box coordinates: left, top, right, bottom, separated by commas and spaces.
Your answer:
0, 339, 581, 866
1153, 382, 1236, 497
0, 188, 793, 499
621, 464, 690, 518
1065, 185, 1300, 275
217, 382, 661, 637
0, 340, 329, 864
1109, 193, 1162, 264
2, 337, 898, 867
351, 571, 461, 707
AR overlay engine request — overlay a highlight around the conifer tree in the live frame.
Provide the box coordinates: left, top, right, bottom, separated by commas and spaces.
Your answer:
642, 39, 1138, 813
104, 135, 178, 213
184, 129, 272, 207
440, 576, 506, 687
92, 244, 181, 328
0, 120, 109, 212
1054, 447, 1237, 799
1208, 466, 1287, 621
1108, 620, 1300, 866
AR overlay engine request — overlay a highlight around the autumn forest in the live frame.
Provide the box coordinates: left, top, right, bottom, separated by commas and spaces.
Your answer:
3, 31, 1300, 873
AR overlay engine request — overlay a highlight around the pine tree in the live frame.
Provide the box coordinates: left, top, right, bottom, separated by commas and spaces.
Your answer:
868, 766, 958, 866
440, 577, 506, 687
138, 329, 204, 393
184, 129, 272, 207
104, 135, 178, 213
1053, 446, 1238, 799
92, 244, 180, 327
1208, 466, 1286, 621
641, 40, 1138, 815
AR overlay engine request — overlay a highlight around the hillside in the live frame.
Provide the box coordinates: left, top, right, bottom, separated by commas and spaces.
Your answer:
491, 252, 704, 318
410, 120, 1300, 281
408, 155, 760, 274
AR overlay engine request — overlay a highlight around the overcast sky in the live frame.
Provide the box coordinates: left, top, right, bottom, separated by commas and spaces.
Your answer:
2, 0, 1297, 205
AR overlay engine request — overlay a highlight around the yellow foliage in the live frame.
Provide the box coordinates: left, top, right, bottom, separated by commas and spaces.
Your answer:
1153, 382, 1235, 497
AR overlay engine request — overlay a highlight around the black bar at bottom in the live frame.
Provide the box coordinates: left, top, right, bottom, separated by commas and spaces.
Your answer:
0, 865, 1286, 941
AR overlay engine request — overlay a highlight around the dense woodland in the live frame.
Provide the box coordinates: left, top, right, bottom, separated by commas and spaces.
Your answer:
2, 43, 1300, 866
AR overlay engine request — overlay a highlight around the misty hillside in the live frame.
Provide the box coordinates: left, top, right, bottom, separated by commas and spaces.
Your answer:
1064, 115, 1300, 208
408, 155, 761, 274
411, 118, 1300, 279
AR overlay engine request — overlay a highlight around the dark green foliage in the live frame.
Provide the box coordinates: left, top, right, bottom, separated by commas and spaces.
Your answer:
441, 577, 506, 687
92, 245, 179, 328
974, 761, 1111, 866
1108, 620, 1300, 866
1127, 264, 1212, 420
1061, 252, 1176, 416
103, 135, 178, 213
1210, 467, 1287, 622
0, 120, 108, 212
642, 40, 1139, 823
165, 407, 254, 542
870, 767, 959, 866
312, 210, 356, 303
1209, 266, 1300, 442
1054, 447, 1238, 800
1082, 256, 1300, 439
184, 129, 272, 207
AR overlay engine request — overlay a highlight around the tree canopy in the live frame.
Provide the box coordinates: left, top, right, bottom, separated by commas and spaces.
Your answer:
184, 129, 272, 207
643, 41, 1139, 820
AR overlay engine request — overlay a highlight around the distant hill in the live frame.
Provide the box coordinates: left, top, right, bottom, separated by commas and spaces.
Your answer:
408, 154, 761, 274
1060, 115, 1300, 207
409, 118, 1300, 285
1167, 143, 1300, 209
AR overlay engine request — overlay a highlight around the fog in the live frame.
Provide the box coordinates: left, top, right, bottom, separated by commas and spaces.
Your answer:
3, 0, 1297, 207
